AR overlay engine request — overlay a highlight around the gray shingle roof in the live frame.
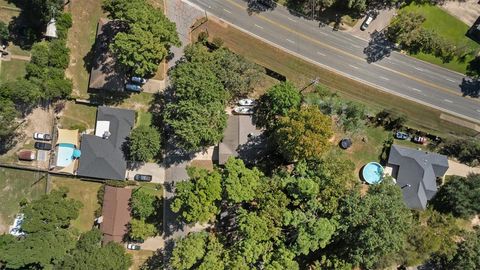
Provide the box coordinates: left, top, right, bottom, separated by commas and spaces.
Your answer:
388, 144, 449, 210
77, 107, 135, 180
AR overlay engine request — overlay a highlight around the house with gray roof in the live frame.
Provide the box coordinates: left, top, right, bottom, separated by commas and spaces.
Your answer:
77, 106, 135, 180
387, 145, 449, 210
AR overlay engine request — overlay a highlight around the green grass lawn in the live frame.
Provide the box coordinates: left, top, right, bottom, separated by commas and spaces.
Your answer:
136, 182, 163, 198
0, 168, 46, 233
0, 59, 27, 82
59, 102, 98, 132
401, 3, 479, 74
137, 111, 153, 127
50, 176, 102, 233
194, 20, 478, 138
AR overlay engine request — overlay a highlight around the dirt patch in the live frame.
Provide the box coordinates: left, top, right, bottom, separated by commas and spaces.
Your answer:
441, 0, 480, 26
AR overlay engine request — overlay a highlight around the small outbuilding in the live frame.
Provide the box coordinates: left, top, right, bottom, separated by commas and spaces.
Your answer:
100, 186, 132, 244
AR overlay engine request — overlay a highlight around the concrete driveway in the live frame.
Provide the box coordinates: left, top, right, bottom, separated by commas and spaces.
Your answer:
446, 160, 480, 177
348, 8, 397, 41
126, 162, 165, 183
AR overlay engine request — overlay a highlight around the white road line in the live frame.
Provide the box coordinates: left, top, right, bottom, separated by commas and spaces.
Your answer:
351, 44, 362, 49
379, 76, 390, 81
287, 17, 297, 22
319, 32, 329, 36
254, 24, 263, 29
414, 67, 424, 71
316, 51, 326, 56
348, 64, 359, 69
445, 78, 456, 83
443, 99, 453, 103
286, 38, 295, 44
411, 87, 422, 93
223, 8, 232, 14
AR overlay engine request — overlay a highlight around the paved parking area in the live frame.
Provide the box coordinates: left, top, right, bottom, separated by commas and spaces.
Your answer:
348, 8, 396, 41
126, 163, 165, 183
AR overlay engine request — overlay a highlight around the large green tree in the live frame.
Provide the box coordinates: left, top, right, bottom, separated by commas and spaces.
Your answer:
273, 105, 333, 162
254, 81, 302, 129
171, 167, 223, 224
131, 188, 157, 220
0, 98, 18, 139
0, 79, 42, 108
128, 125, 161, 162
129, 218, 156, 241
223, 157, 263, 204
447, 228, 480, 270
0, 21, 8, 44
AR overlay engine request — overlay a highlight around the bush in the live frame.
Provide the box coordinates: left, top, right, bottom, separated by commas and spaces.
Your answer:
440, 138, 480, 166
211, 37, 224, 49
105, 180, 128, 187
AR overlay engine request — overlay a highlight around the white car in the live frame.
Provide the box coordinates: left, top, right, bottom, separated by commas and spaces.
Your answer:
233, 106, 254, 115
33, 132, 51, 141
127, 243, 141, 250
238, 98, 256, 106
361, 15, 373, 31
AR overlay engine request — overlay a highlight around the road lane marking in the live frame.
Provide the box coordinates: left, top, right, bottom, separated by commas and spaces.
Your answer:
287, 17, 297, 22
411, 87, 422, 93
221, 0, 479, 103
316, 51, 326, 56
349, 64, 359, 69
319, 32, 329, 36
351, 44, 362, 49
286, 38, 295, 44
445, 78, 456, 83
379, 76, 390, 81
414, 67, 424, 71
444, 99, 453, 103
254, 24, 263, 29
223, 8, 232, 14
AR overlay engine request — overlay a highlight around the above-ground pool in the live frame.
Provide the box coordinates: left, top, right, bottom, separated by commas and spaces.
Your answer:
362, 162, 384, 184
56, 143, 76, 167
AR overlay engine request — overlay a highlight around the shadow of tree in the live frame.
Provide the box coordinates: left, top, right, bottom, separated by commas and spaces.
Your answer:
140, 248, 165, 270
242, 0, 277, 14
162, 195, 186, 238
459, 77, 480, 98
363, 30, 395, 63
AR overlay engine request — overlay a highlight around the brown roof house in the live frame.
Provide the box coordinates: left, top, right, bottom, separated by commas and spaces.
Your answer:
88, 18, 127, 92
100, 186, 132, 243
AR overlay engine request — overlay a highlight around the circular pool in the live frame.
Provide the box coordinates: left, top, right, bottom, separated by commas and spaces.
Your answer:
362, 162, 384, 184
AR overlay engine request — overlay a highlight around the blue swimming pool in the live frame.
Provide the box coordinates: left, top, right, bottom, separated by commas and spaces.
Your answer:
56, 143, 75, 167
362, 162, 384, 184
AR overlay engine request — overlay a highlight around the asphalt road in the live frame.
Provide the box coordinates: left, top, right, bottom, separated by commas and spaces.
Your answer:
185, 0, 480, 124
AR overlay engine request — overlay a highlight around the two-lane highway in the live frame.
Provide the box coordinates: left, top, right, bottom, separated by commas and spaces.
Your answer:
186, 0, 480, 124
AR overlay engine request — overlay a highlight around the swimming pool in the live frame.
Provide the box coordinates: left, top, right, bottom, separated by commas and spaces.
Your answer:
56, 143, 75, 167
362, 162, 384, 184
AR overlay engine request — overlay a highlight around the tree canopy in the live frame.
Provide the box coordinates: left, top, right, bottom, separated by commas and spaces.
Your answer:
223, 157, 263, 203
128, 125, 161, 162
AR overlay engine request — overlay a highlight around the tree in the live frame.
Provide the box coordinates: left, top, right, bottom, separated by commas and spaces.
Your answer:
131, 189, 157, 219
171, 167, 222, 223
0, 98, 18, 138
164, 100, 227, 152
23, 0, 64, 34
0, 79, 42, 107
223, 157, 263, 203
447, 228, 480, 270
128, 125, 161, 162
273, 106, 333, 162
254, 81, 302, 129
335, 181, 412, 269
0, 21, 8, 44
129, 218, 156, 240
441, 138, 480, 166
431, 174, 480, 219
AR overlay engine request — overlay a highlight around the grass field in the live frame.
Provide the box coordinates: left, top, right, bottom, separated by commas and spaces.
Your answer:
128, 250, 155, 270
136, 182, 163, 198
401, 3, 480, 74
0, 59, 27, 82
50, 176, 102, 232
0, 168, 46, 233
194, 20, 478, 138
59, 102, 98, 131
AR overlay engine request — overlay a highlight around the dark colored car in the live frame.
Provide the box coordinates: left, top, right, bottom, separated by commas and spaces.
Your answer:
18, 150, 36, 161
34, 142, 52, 150
134, 174, 153, 182
131, 77, 147, 84
125, 83, 142, 92
395, 132, 409, 140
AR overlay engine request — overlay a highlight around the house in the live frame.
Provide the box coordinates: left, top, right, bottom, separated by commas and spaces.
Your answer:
217, 115, 263, 165
88, 18, 126, 92
467, 16, 480, 44
100, 186, 132, 244
387, 145, 449, 210
77, 106, 135, 180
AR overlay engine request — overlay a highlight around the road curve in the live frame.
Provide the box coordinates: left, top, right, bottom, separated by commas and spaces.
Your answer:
185, 0, 480, 124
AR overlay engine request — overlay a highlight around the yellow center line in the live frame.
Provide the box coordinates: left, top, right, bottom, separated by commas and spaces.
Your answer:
224, 0, 477, 102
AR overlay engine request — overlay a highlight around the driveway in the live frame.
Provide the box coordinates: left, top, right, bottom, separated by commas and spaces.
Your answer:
126, 162, 165, 183
349, 8, 397, 41
446, 160, 480, 177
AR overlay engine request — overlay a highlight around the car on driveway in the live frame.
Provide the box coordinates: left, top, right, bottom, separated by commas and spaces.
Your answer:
233, 106, 254, 115
360, 15, 373, 31
131, 77, 147, 84
34, 142, 52, 151
125, 83, 142, 92
238, 98, 256, 106
33, 132, 51, 141
413, 136, 427, 144
395, 132, 409, 140
127, 243, 141, 250
134, 174, 153, 182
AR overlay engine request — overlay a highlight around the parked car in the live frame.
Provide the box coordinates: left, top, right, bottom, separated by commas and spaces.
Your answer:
233, 106, 254, 115
413, 136, 427, 144
18, 150, 36, 161
34, 142, 52, 150
238, 98, 256, 106
33, 132, 51, 141
125, 83, 142, 92
395, 132, 409, 140
360, 15, 373, 31
131, 77, 147, 84
134, 174, 153, 182
127, 243, 141, 250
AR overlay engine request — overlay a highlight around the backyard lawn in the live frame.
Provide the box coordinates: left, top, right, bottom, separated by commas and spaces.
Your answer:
401, 3, 480, 74
128, 250, 155, 270
193, 20, 478, 138
0, 168, 46, 234
59, 102, 98, 132
50, 176, 102, 233
0, 59, 27, 82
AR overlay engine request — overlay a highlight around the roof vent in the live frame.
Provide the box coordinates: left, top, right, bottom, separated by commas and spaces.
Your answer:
102, 131, 111, 139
